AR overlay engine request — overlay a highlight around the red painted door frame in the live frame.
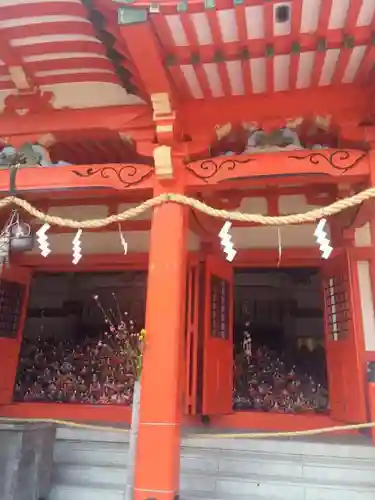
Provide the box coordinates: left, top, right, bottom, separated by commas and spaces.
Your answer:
0, 265, 32, 405
321, 248, 367, 422
202, 255, 234, 416
210, 248, 367, 422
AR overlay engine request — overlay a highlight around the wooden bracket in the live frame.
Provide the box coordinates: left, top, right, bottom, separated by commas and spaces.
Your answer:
153, 145, 173, 179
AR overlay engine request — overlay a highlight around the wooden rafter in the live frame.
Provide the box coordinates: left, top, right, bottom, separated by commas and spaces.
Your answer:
179, 11, 212, 98
108, 0, 308, 15
331, 1, 364, 85
205, 9, 232, 96
160, 26, 372, 67
234, 3, 252, 94
289, 0, 303, 90
118, 0, 373, 99
264, 1, 274, 94
118, 20, 173, 97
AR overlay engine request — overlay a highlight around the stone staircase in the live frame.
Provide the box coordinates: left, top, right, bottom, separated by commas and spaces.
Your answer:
49, 427, 375, 500
50, 427, 129, 500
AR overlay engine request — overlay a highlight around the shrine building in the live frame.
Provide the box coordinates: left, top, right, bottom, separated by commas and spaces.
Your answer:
1, 0, 375, 499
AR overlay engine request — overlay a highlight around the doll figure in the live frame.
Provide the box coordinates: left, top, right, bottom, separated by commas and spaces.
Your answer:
242, 321, 252, 363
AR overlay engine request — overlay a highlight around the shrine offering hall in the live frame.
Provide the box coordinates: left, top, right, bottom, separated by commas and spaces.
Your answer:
233, 268, 327, 415
14, 271, 147, 406
11, 264, 334, 418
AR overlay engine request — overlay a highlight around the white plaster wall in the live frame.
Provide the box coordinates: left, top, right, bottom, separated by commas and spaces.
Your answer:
27, 230, 200, 255
47, 205, 109, 220
232, 194, 319, 249
355, 223, 371, 247
357, 260, 375, 351
31, 204, 109, 226
278, 194, 317, 214
232, 224, 316, 249
237, 196, 268, 214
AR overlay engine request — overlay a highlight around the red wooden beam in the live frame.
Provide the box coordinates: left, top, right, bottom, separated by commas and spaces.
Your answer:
0, 164, 154, 196
162, 26, 371, 67
311, 0, 333, 87
205, 10, 232, 97
264, 2, 274, 94
234, 4, 252, 94
112, 0, 303, 15
331, 47, 352, 85
151, 15, 191, 99
34, 194, 152, 207
356, 6, 375, 82
12, 253, 149, 269
344, 0, 364, 32
118, 21, 173, 96
185, 148, 369, 189
332, 0, 364, 85
179, 12, 212, 98
289, 0, 303, 90
357, 45, 375, 82
179, 84, 372, 137
0, 105, 152, 137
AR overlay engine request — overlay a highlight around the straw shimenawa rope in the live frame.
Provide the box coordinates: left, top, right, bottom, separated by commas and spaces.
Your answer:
0, 417, 374, 439
1, 190, 375, 438
0, 188, 375, 228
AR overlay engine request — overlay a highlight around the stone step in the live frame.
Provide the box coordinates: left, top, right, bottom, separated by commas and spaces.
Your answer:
182, 436, 375, 460
180, 472, 375, 500
56, 426, 129, 444
54, 439, 129, 466
214, 451, 375, 483
53, 463, 128, 487
51, 428, 375, 500
181, 490, 375, 500
53, 449, 375, 485
53, 434, 375, 483
180, 494, 277, 500
49, 482, 125, 500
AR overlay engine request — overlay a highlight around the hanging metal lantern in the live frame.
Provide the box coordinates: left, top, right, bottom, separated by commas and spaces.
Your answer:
10, 221, 34, 252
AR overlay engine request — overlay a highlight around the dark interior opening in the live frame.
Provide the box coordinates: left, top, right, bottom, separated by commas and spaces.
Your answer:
275, 5, 290, 23
233, 267, 329, 414
14, 271, 146, 405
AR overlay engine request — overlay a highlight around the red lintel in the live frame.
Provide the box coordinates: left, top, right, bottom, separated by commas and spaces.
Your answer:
0, 164, 154, 196
185, 149, 369, 189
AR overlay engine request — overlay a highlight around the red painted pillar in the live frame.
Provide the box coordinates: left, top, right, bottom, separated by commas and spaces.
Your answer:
134, 177, 187, 500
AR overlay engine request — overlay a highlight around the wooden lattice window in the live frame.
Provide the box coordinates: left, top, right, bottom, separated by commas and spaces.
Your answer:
324, 275, 351, 341
210, 275, 229, 340
0, 280, 26, 339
